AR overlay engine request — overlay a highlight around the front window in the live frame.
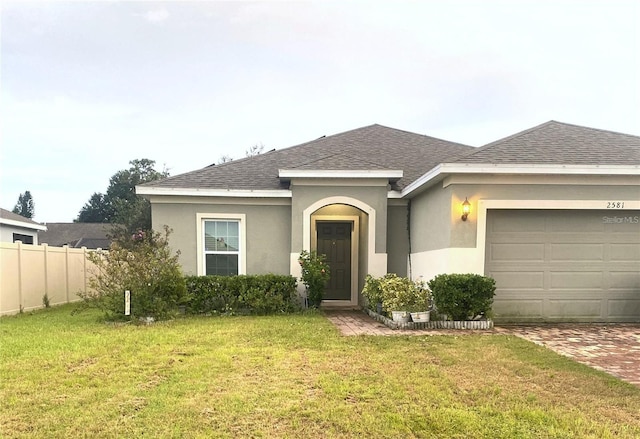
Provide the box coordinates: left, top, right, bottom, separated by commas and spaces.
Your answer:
204, 220, 239, 276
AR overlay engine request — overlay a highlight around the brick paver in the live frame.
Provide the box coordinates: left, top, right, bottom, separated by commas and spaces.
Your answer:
324, 310, 640, 386
496, 324, 640, 387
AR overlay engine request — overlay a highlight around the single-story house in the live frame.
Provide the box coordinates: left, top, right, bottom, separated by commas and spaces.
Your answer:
38, 223, 112, 249
137, 121, 640, 322
0, 208, 47, 245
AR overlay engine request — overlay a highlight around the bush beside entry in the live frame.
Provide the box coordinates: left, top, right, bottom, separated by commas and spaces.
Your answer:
428, 273, 496, 320
298, 250, 330, 308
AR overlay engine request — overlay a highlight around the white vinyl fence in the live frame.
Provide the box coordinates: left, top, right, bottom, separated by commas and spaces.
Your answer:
0, 242, 96, 316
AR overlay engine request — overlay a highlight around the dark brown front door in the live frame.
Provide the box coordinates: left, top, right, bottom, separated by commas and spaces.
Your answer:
317, 222, 352, 301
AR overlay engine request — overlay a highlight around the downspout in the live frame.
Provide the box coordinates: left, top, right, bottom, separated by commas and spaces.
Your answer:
407, 199, 412, 279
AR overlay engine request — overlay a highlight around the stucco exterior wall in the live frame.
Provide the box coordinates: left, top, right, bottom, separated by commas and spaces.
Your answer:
409, 174, 640, 282
386, 203, 409, 277
409, 184, 453, 253
290, 183, 388, 253
448, 177, 640, 248
151, 199, 291, 276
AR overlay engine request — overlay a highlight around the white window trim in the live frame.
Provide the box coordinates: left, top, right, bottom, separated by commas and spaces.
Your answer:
196, 213, 247, 276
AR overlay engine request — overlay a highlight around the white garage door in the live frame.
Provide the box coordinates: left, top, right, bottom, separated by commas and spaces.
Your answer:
485, 209, 640, 322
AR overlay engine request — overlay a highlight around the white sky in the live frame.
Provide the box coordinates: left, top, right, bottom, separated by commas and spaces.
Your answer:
1, 0, 638, 222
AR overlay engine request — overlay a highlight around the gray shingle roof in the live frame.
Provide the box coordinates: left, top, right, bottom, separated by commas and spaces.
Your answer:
0, 208, 43, 226
142, 124, 474, 191
454, 121, 640, 165
38, 223, 112, 249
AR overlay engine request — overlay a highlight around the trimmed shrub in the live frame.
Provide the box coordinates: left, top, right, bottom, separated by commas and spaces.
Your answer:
427, 273, 496, 320
380, 274, 431, 313
361, 274, 384, 311
185, 274, 298, 315
362, 274, 431, 314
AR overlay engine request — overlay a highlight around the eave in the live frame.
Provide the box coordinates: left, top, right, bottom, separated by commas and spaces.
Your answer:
401, 163, 640, 198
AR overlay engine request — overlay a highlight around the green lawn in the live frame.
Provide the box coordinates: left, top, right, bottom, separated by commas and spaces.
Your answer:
1, 305, 639, 438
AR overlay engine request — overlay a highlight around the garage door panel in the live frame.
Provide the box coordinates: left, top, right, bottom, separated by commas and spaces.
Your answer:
486, 209, 640, 323
550, 271, 603, 289
548, 214, 605, 232
608, 299, 640, 318
550, 243, 604, 261
490, 212, 545, 232
490, 243, 544, 261
489, 271, 544, 289
547, 300, 602, 318
606, 217, 640, 232
493, 299, 543, 318
610, 244, 640, 261
609, 271, 640, 289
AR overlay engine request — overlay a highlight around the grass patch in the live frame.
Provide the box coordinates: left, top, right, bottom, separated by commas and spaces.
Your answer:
1, 305, 639, 438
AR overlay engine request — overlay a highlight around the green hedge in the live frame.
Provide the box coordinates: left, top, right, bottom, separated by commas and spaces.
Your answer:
185, 274, 299, 315
427, 273, 496, 320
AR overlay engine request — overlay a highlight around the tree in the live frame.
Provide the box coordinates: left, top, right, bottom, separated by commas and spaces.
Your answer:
245, 143, 265, 157
217, 154, 233, 164
12, 191, 35, 219
76, 159, 169, 234
76, 193, 113, 223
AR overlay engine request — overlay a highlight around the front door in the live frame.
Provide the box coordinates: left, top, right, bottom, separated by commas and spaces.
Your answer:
317, 221, 352, 301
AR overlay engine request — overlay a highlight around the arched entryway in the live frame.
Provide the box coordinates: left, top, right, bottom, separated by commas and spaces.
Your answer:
303, 197, 379, 307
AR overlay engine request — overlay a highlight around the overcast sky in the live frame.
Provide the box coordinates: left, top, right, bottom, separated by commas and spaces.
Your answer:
1, 0, 638, 222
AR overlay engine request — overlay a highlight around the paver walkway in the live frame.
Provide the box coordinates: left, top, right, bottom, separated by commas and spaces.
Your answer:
324, 310, 640, 386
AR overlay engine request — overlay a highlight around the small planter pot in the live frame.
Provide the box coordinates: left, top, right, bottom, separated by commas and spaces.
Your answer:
391, 310, 410, 323
410, 311, 430, 323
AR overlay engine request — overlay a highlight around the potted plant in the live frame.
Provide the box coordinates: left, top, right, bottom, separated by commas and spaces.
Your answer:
376, 274, 432, 323
408, 279, 432, 322
298, 250, 330, 308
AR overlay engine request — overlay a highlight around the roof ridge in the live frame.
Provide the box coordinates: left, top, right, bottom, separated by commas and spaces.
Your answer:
372, 123, 474, 147
455, 120, 640, 163
547, 120, 640, 139
453, 121, 556, 162
288, 151, 390, 170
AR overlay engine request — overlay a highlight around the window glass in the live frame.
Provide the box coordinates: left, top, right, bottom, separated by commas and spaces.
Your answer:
13, 233, 34, 244
203, 220, 240, 276
205, 254, 239, 276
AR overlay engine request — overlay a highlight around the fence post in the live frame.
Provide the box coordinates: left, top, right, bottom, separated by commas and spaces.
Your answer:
64, 245, 70, 303
17, 241, 23, 312
82, 246, 88, 300
43, 243, 49, 300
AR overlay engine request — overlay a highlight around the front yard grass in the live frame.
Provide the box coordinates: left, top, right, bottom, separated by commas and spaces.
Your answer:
1, 305, 639, 438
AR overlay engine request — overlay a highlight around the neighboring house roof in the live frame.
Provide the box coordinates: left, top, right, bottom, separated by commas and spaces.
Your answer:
0, 208, 47, 231
140, 124, 474, 192
454, 121, 640, 165
38, 223, 112, 249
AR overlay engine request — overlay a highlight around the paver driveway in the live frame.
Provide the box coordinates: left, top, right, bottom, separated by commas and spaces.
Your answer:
497, 324, 640, 386
324, 311, 640, 386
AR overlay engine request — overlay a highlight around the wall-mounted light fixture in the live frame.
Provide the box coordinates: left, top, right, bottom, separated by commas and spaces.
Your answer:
461, 197, 471, 221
